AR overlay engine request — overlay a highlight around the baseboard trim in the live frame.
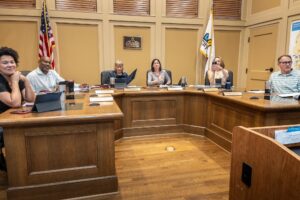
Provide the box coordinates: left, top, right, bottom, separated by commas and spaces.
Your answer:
181, 124, 205, 136
116, 124, 205, 138
7, 176, 118, 200
205, 128, 232, 152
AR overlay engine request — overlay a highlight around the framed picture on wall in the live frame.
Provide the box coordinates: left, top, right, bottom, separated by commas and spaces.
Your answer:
123, 36, 142, 49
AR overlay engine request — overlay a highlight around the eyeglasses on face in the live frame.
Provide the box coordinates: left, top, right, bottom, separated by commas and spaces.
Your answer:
279, 61, 292, 65
212, 61, 218, 65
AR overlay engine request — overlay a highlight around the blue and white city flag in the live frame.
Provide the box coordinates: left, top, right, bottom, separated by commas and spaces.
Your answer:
200, 10, 215, 77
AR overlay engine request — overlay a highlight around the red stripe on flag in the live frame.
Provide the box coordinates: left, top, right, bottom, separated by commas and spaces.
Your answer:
38, 1, 56, 69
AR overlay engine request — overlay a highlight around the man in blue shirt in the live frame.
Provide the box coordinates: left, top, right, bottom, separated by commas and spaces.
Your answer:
269, 55, 300, 94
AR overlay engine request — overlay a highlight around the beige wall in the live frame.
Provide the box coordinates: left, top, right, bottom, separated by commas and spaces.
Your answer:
0, 21, 38, 71
57, 23, 99, 85
165, 28, 198, 85
239, 0, 300, 88
114, 26, 151, 86
215, 30, 241, 87
251, 0, 280, 14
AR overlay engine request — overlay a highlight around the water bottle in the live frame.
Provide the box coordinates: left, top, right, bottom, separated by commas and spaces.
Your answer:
265, 81, 270, 94
180, 76, 187, 87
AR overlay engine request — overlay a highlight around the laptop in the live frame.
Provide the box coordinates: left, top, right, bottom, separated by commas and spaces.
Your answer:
115, 78, 127, 89
32, 92, 62, 113
127, 69, 137, 84
115, 69, 137, 88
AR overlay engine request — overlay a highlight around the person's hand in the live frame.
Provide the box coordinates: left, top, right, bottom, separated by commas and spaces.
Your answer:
212, 65, 222, 71
216, 65, 223, 71
10, 71, 21, 82
159, 75, 164, 83
19, 74, 27, 82
152, 79, 159, 84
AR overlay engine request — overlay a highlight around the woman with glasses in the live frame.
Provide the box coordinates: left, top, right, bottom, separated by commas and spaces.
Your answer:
205, 56, 229, 86
268, 54, 300, 94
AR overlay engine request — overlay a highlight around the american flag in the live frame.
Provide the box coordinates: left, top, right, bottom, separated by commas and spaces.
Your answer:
39, 0, 55, 69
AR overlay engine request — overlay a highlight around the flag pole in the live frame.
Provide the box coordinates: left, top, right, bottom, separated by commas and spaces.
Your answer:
43, 0, 50, 57
200, 1, 215, 78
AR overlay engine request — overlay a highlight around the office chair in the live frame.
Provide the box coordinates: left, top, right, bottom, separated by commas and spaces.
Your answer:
100, 70, 114, 85
146, 69, 172, 85
227, 70, 233, 85
21, 70, 31, 76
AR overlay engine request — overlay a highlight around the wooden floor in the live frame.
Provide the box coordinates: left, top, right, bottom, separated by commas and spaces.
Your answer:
0, 133, 231, 200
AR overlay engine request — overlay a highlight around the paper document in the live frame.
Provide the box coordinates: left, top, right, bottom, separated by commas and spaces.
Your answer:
275, 129, 300, 145
277, 92, 300, 97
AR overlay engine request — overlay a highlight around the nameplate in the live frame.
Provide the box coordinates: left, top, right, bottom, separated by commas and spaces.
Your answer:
203, 88, 218, 92
223, 92, 242, 96
167, 87, 183, 91
95, 89, 114, 94
124, 87, 141, 91
90, 94, 113, 102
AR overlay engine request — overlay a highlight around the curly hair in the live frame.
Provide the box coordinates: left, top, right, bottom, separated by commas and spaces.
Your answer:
0, 47, 19, 65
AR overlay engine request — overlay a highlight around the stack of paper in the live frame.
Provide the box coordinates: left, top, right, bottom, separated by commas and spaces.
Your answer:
90, 94, 113, 102
277, 92, 300, 98
275, 129, 300, 145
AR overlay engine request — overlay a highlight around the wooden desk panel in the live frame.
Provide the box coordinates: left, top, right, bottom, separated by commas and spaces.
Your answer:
113, 89, 300, 151
230, 125, 300, 200
0, 94, 123, 200
3, 88, 300, 198
120, 92, 184, 137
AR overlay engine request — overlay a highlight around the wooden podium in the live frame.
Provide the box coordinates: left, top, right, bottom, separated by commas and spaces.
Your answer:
230, 125, 300, 200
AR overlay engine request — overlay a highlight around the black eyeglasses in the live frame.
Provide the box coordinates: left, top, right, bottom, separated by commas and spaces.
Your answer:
212, 61, 217, 65
279, 61, 292, 65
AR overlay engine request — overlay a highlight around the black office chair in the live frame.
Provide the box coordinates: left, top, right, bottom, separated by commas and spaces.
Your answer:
204, 70, 233, 86
21, 70, 31, 76
227, 70, 233, 86
146, 69, 172, 85
100, 70, 114, 85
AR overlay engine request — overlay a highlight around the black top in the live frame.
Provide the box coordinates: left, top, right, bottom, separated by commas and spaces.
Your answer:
0, 74, 25, 113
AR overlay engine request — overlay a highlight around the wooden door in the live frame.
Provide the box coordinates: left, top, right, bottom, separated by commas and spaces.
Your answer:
246, 24, 278, 90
